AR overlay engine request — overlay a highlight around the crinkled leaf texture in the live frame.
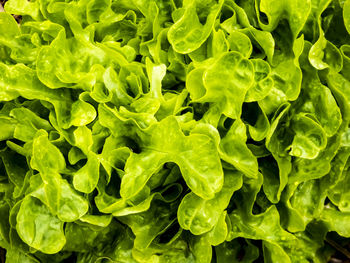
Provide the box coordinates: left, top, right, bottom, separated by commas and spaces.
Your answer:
0, 0, 349, 262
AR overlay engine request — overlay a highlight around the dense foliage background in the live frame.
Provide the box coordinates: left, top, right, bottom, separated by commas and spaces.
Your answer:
1, 0, 350, 262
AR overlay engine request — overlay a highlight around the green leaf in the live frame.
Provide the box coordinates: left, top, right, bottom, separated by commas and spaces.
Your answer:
245, 59, 274, 102
31, 130, 66, 173
120, 116, 223, 200
289, 113, 327, 159
178, 170, 242, 235
216, 239, 259, 263
219, 120, 258, 178
0, 13, 20, 40
73, 153, 100, 193
187, 52, 254, 119
16, 196, 66, 254
168, 0, 224, 54
321, 207, 350, 237
256, 0, 311, 38
344, 0, 350, 35
227, 31, 252, 58
0, 0, 350, 261
4, 249, 39, 263
4, 0, 41, 20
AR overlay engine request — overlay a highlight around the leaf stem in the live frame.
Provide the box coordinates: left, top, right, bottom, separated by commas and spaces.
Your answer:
326, 238, 350, 259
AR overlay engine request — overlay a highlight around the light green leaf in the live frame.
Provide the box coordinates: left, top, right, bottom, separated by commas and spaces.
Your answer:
178, 170, 242, 235
289, 113, 327, 159
31, 130, 65, 173
73, 153, 100, 193
168, 0, 224, 54
187, 52, 254, 119
345, 0, 350, 34
16, 196, 66, 254
121, 116, 223, 200
219, 120, 258, 178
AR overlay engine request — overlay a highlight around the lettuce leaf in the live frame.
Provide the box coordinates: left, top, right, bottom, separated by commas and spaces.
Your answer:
0, 0, 349, 262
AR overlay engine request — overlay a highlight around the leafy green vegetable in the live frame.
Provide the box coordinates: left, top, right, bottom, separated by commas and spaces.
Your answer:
0, 0, 349, 262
